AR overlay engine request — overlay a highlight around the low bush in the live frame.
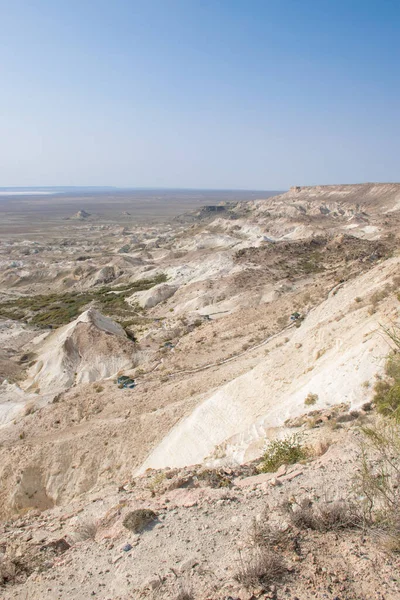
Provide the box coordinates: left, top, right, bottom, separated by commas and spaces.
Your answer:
304, 392, 318, 406
372, 326, 400, 420
336, 412, 358, 423
374, 380, 400, 420
259, 434, 309, 473
197, 469, 232, 488
122, 509, 157, 533
352, 325, 400, 548
286, 497, 316, 529
356, 420, 400, 530
147, 472, 167, 495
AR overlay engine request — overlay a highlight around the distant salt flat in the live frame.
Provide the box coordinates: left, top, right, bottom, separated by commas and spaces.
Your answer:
0, 191, 60, 196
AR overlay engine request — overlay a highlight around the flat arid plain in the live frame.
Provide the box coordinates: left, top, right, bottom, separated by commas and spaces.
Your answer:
0, 188, 269, 235
1, 183, 400, 599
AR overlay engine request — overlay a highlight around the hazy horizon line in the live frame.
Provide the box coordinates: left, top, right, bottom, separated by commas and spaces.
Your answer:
0, 185, 286, 192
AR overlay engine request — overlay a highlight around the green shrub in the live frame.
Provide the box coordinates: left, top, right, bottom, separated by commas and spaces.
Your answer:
259, 434, 308, 473
386, 354, 400, 380
304, 392, 318, 406
356, 420, 400, 532
375, 381, 400, 419
0, 273, 167, 328
373, 347, 400, 420
354, 324, 400, 548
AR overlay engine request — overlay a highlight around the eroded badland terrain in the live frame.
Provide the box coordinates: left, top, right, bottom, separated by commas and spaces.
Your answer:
1, 184, 400, 599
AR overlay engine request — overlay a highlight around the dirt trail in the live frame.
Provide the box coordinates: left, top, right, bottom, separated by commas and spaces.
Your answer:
168, 282, 344, 378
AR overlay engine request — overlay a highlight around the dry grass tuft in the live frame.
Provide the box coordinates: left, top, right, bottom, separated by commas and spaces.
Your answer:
71, 519, 98, 542
175, 581, 194, 600
234, 547, 286, 590
287, 497, 359, 532
249, 515, 291, 550
374, 529, 400, 553
356, 420, 400, 535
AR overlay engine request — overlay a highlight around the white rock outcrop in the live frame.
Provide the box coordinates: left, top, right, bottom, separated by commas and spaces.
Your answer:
129, 283, 178, 309
22, 308, 135, 392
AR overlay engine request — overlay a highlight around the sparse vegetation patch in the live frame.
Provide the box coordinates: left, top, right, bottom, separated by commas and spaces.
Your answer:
373, 326, 400, 420
285, 497, 359, 532
0, 273, 167, 328
357, 420, 400, 534
259, 434, 309, 473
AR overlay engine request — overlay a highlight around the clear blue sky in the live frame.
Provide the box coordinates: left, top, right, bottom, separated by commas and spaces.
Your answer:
0, 0, 399, 189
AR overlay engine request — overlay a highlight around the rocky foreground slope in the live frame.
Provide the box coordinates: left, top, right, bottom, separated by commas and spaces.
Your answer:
1, 415, 400, 600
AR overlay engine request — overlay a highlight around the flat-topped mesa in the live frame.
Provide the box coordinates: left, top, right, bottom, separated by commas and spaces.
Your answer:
200, 205, 226, 213
249, 183, 400, 230
285, 182, 400, 209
